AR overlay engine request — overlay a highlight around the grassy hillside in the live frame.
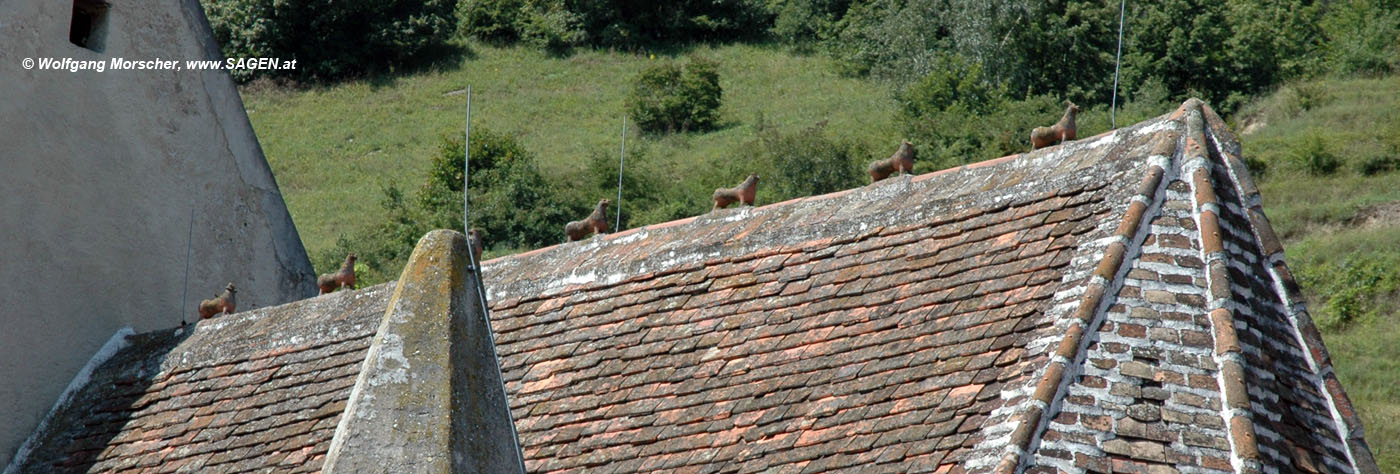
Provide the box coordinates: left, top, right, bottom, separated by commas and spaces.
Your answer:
242, 42, 901, 264
1236, 75, 1400, 470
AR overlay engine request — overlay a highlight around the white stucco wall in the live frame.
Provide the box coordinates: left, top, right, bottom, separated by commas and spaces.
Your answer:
0, 0, 317, 466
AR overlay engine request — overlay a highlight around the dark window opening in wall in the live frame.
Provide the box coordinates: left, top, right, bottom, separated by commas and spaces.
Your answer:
69, 0, 110, 52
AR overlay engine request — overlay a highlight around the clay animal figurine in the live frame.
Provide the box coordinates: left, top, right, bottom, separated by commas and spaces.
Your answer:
198, 283, 237, 319
318, 253, 357, 294
713, 174, 759, 211
1030, 102, 1079, 150
869, 141, 916, 183
565, 199, 610, 242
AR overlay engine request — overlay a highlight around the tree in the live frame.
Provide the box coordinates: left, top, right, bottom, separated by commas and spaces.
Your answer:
320, 129, 578, 284
205, 0, 457, 81
627, 58, 725, 134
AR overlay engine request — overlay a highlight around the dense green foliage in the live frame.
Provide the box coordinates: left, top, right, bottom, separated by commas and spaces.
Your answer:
894, 56, 1175, 170
316, 128, 578, 282
455, 0, 583, 53
1297, 255, 1400, 330
770, 0, 853, 48
204, 0, 456, 81
566, 0, 770, 46
455, 0, 524, 43
627, 58, 724, 134
824, 0, 1333, 112
1319, 0, 1400, 76
734, 116, 867, 199
455, 0, 769, 50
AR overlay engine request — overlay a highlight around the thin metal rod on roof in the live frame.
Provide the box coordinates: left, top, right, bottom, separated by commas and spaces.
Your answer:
464, 86, 472, 237
180, 207, 194, 326
471, 272, 527, 474
461, 87, 529, 473
1110, 0, 1126, 129
615, 115, 627, 233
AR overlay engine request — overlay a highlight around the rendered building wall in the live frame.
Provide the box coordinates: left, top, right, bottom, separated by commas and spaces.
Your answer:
0, 0, 316, 466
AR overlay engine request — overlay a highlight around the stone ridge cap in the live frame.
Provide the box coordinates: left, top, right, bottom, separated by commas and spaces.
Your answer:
1179, 101, 1264, 472
324, 229, 526, 473
992, 101, 1187, 473
1195, 101, 1382, 473
482, 113, 1176, 305
100, 282, 397, 382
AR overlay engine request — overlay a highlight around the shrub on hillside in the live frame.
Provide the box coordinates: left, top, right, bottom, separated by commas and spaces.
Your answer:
732, 115, 865, 201
205, 0, 456, 81
519, 4, 586, 53
457, 0, 769, 49
627, 58, 724, 134
420, 129, 580, 250
1297, 255, 1400, 330
320, 129, 578, 284
1359, 154, 1399, 176
1295, 133, 1341, 176
896, 58, 1063, 170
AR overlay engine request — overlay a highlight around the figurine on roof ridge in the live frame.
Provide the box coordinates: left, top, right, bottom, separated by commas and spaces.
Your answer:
318, 253, 357, 294
197, 283, 236, 319
869, 140, 916, 183
1031, 102, 1079, 150
566, 199, 610, 242
713, 174, 759, 211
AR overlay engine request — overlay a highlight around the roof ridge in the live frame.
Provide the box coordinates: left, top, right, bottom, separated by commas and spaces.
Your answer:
1178, 101, 1264, 473
992, 107, 1182, 474
1195, 101, 1382, 473
483, 139, 1141, 307
149, 282, 396, 372
485, 152, 1033, 267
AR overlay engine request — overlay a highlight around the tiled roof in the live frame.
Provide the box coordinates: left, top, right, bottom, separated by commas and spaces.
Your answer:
481, 99, 1379, 473
11, 231, 524, 474
14, 283, 391, 473
9, 100, 1378, 474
